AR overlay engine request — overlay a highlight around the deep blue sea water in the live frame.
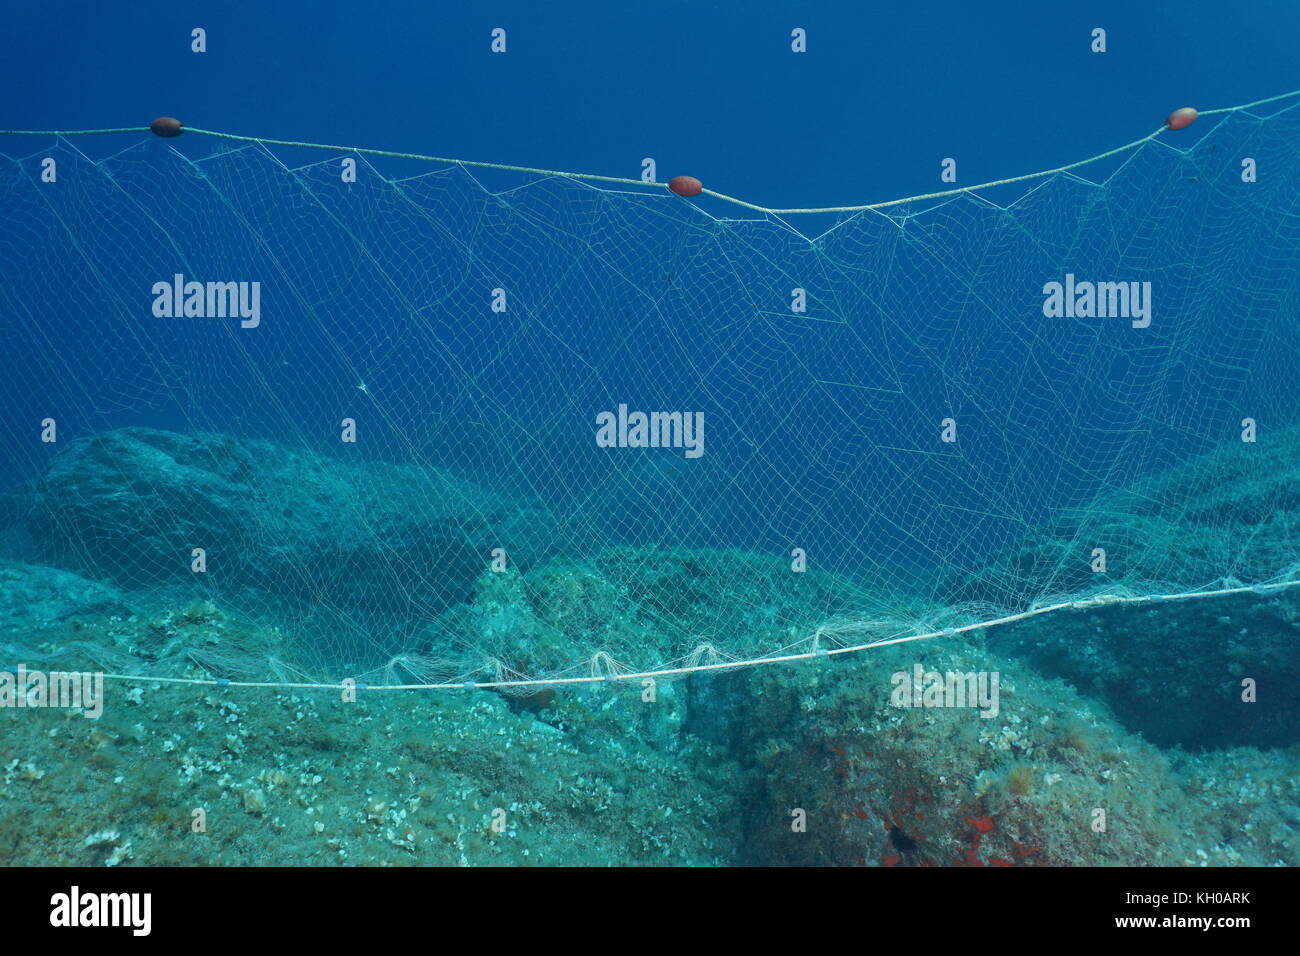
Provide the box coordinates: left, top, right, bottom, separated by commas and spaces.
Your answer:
5, 1, 1300, 220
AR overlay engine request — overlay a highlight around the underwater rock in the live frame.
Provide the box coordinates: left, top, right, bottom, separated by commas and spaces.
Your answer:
0, 560, 133, 628
426, 546, 904, 680
421, 547, 926, 752
944, 429, 1300, 750
0, 658, 746, 865
16, 427, 556, 622
950, 427, 1300, 606
988, 589, 1300, 750
730, 641, 1298, 866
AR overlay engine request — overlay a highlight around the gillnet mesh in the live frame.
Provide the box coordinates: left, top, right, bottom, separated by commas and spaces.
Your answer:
1, 101, 1298, 687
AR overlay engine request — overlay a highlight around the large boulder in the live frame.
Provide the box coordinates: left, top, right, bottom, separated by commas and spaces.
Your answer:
945, 429, 1300, 750
16, 428, 557, 627
0, 560, 132, 630
947, 428, 1300, 608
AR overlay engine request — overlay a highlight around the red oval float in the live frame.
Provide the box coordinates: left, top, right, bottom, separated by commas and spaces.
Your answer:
1166, 107, 1197, 131
668, 175, 702, 197
150, 116, 184, 138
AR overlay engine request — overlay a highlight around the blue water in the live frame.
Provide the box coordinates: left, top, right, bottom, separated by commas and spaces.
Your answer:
6, 0, 1299, 214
